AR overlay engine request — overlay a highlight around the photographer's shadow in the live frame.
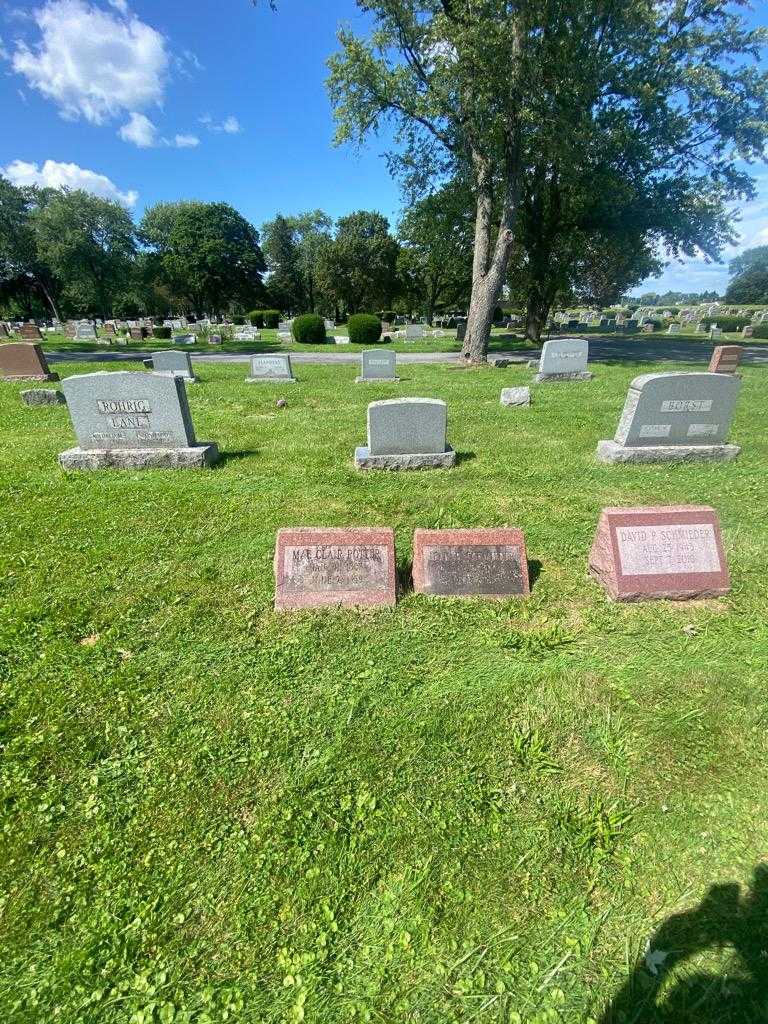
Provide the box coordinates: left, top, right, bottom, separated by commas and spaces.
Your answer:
601, 864, 768, 1023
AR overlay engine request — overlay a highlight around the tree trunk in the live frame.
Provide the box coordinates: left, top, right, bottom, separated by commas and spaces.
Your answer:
525, 288, 552, 342
35, 276, 60, 321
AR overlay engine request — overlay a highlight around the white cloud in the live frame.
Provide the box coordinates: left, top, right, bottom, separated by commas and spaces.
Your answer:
173, 133, 200, 148
107, 0, 128, 13
12, 0, 168, 124
2, 158, 138, 207
119, 111, 158, 148
200, 113, 241, 134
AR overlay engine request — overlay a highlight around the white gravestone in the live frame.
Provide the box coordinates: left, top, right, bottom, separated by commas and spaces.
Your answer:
246, 354, 296, 383
535, 338, 592, 381
355, 398, 456, 470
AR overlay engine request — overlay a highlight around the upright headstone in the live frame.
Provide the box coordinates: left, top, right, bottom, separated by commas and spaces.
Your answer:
145, 350, 196, 381
174, 334, 196, 345
59, 371, 219, 470
456, 322, 467, 343
0, 323, 8, 338
708, 345, 743, 375
75, 323, 97, 340
356, 349, 398, 383
642, 322, 655, 334
102, 322, 116, 336
741, 325, 754, 339
129, 326, 147, 340
535, 338, 592, 382
405, 324, 425, 340
710, 326, 723, 339
209, 334, 222, 345
20, 323, 43, 341
274, 527, 396, 610
412, 529, 530, 598
0, 342, 58, 381
355, 398, 456, 470
589, 506, 730, 601
667, 323, 681, 335
246, 354, 296, 383
596, 372, 741, 463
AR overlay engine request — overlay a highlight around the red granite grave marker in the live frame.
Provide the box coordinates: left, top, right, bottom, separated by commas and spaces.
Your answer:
274, 527, 396, 610
0, 342, 58, 382
589, 505, 730, 601
708, 344, 743, 375
20, 323, 43, 341
413, 528, 530, 597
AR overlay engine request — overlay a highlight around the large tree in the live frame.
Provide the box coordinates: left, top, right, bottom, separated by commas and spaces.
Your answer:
32, 189, 136, 318
315, 210, 399, 316
397, 180, 473, 323
260, 213, 304, 312
725, 247, 768, 303
140, 201, 266, 314
0, 178, 62, 319
326, 0, 768, 362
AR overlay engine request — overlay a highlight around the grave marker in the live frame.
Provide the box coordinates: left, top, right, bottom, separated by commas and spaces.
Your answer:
59, 370, 219, 470
589, 505, 730, 601
535, 338, 592, 382
708, 345, 743, 375
596, 372, 740, 463
413, 529, 530, 598
246, 354, 296, 382
355, 397, 456, 470
146, 350, 196, 381
356, 349, 398, 383
274, 527, 396, 610
0, 342, 58, 381
19, 323, 43, 341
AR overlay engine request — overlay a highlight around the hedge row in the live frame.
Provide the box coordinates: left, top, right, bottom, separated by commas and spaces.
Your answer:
247, 309, 281, 329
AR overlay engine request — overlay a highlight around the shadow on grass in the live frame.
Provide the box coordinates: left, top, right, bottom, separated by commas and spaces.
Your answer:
527, 559, 543, 589
600, 863, 768, 1024
216, 449, 261, 465
454, 451, 477, 466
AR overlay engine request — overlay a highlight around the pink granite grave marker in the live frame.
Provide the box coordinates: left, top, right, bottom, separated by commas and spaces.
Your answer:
589, 505, 730, 601
274, 527, 396, 610
413, 528, 530, 598
708, 345, 743, 375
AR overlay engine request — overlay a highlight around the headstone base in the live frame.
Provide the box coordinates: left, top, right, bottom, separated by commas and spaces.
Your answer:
354, 445, 456, 470
245, 376, 296, 384
59, 443, 220, 471
500, 387, 531, 407
596, 439, 740, 464
355, 376, 399, 384
21, 389, 66, 406
2, 372, 59, 382
534, 371, 593, 383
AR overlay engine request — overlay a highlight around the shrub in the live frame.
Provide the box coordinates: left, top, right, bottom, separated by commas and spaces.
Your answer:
752, 323, 768, 339
152, 326, 172, 339
248, 310, 265, 328
232, 315, 245, 326
381, 310, 396, 322
262, 309, 281, 329
347, 313, 382, 345
292, 313, 326, 344
700, 316, 751, 332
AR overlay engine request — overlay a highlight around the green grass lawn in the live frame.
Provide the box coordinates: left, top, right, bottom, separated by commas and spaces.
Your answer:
1, 358, 767, 1023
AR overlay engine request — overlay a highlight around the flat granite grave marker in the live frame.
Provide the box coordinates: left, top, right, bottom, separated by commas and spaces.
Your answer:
21, 389, 66, 406
708, 345, 743, 375
500, 387, 531, 407
535, 338, 592, 382
145, 350, 196, 381
0, 342, 58, 381
596, 372, 741, 463
274, 527, 396, 610
413, 528, 530, 598
246, 354, 296, 383
356, 349, 398, 383
59, 371, 219, 470
589, 505, 730, 601
355, 398, 456, 470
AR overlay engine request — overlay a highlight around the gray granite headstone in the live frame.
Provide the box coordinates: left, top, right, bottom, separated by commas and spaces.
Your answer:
246, 354, 295, 382
150, 350, 195, 380
75, 323, 97, 340
405, 324, 425, 339
597, 372, 741, 463
355, 398, 456, 469
59, 371, 218, 469
357, 348, 398, 382
536, 338, 591, 381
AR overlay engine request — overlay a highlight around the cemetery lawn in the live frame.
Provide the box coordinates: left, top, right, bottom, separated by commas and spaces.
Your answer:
1, 358, 767, 1024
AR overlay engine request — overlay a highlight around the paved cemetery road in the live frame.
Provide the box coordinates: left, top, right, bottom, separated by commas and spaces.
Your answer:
45, 336, 768, 366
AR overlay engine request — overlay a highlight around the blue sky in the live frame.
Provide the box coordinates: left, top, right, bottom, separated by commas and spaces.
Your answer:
1, 0, 766, 296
